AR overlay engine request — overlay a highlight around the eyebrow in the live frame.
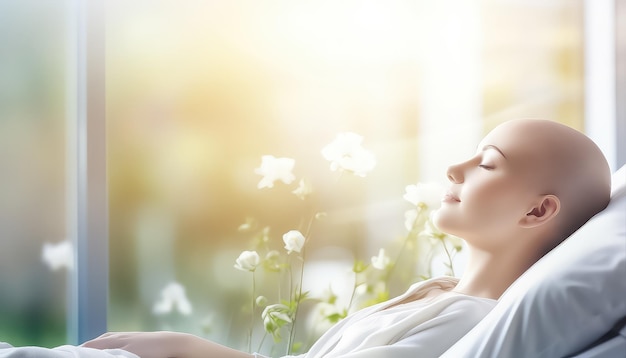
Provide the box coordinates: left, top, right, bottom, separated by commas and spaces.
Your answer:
482, 144, 507, 159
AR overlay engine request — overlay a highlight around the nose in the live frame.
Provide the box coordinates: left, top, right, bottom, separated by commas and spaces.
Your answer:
446, 162, 464, 183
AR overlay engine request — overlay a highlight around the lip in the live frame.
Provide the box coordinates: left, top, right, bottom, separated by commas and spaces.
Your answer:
442, 192, 460, 203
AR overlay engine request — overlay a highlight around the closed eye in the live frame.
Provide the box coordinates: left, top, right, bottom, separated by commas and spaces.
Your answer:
479, 164, 494, 170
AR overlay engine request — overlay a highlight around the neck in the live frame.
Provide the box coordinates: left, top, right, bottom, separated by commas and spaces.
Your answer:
453, 244, 540, 300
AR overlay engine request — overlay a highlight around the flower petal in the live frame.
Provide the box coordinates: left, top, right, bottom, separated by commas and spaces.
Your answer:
321, 132, 376, 177
254, 155, 296, 189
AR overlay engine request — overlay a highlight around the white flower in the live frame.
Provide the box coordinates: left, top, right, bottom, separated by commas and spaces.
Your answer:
262, 303, 292, 339
282, 230, 306, 254
403, 182, 445, 210
42, 240, 74, 271
321, 132, 376, 177
254, 155, 296, 189
153, 282, 193, 316
404, 209, 419, 232
292, 178, 313, 200
370, 248, 390, 270
234, 250, 261, 272
262, 303, 292, 331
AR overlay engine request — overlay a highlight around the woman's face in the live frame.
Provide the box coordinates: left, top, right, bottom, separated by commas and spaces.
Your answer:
433, 123, 544, 250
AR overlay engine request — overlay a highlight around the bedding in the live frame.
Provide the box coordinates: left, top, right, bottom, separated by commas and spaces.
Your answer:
442, 165, 626, 358
0, 342, 138, 358
569, 322, 626, 357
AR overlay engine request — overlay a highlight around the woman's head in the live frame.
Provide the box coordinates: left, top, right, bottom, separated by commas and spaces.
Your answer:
434, 119, 611, 255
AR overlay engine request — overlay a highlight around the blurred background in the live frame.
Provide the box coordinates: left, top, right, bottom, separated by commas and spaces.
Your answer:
0, 0, 622, 353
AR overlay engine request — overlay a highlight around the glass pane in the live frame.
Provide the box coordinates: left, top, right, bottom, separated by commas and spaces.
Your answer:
482, 0, 585, 132
0, 0, 70, 347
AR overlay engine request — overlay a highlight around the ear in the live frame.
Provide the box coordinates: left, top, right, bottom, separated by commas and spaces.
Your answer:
519, 195, 560, 228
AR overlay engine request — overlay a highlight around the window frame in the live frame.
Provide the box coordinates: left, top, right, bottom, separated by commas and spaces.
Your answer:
66, 0, 108, 344
583, 0, 622, 171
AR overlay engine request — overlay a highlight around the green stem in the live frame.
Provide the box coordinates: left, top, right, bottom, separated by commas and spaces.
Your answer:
286, 209, 318, 354
287, 250, 306, 355
249, 271, 256, 353
386, 205, 425, 281
441, 239, 455, 276
256, 331, 268, 354
346, 269, 364, 313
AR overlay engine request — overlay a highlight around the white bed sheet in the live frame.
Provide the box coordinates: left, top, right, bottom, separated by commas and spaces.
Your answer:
0, 342, 138, 358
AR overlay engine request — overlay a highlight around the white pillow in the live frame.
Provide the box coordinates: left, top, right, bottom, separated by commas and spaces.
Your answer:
442, 165, 626, 358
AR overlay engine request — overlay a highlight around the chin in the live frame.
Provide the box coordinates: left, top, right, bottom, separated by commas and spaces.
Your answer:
431, 209, 446, 230
432, 208, 457, 236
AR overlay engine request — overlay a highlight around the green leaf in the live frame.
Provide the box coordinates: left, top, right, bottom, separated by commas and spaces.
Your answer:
296, 290, 310, 302
291, 342, 303, 353
352, 260, 368, 273
327, 293, 337, 305
325, 311, 347, 323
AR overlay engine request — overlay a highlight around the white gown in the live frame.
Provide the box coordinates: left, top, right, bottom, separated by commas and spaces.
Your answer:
258, 276, 496, 358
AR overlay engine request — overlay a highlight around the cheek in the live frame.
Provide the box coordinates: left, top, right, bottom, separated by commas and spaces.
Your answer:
466, 182, 531, 228
468, 186, 519, 221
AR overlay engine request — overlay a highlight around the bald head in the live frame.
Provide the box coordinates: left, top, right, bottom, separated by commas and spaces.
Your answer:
481, 119, 611, 242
